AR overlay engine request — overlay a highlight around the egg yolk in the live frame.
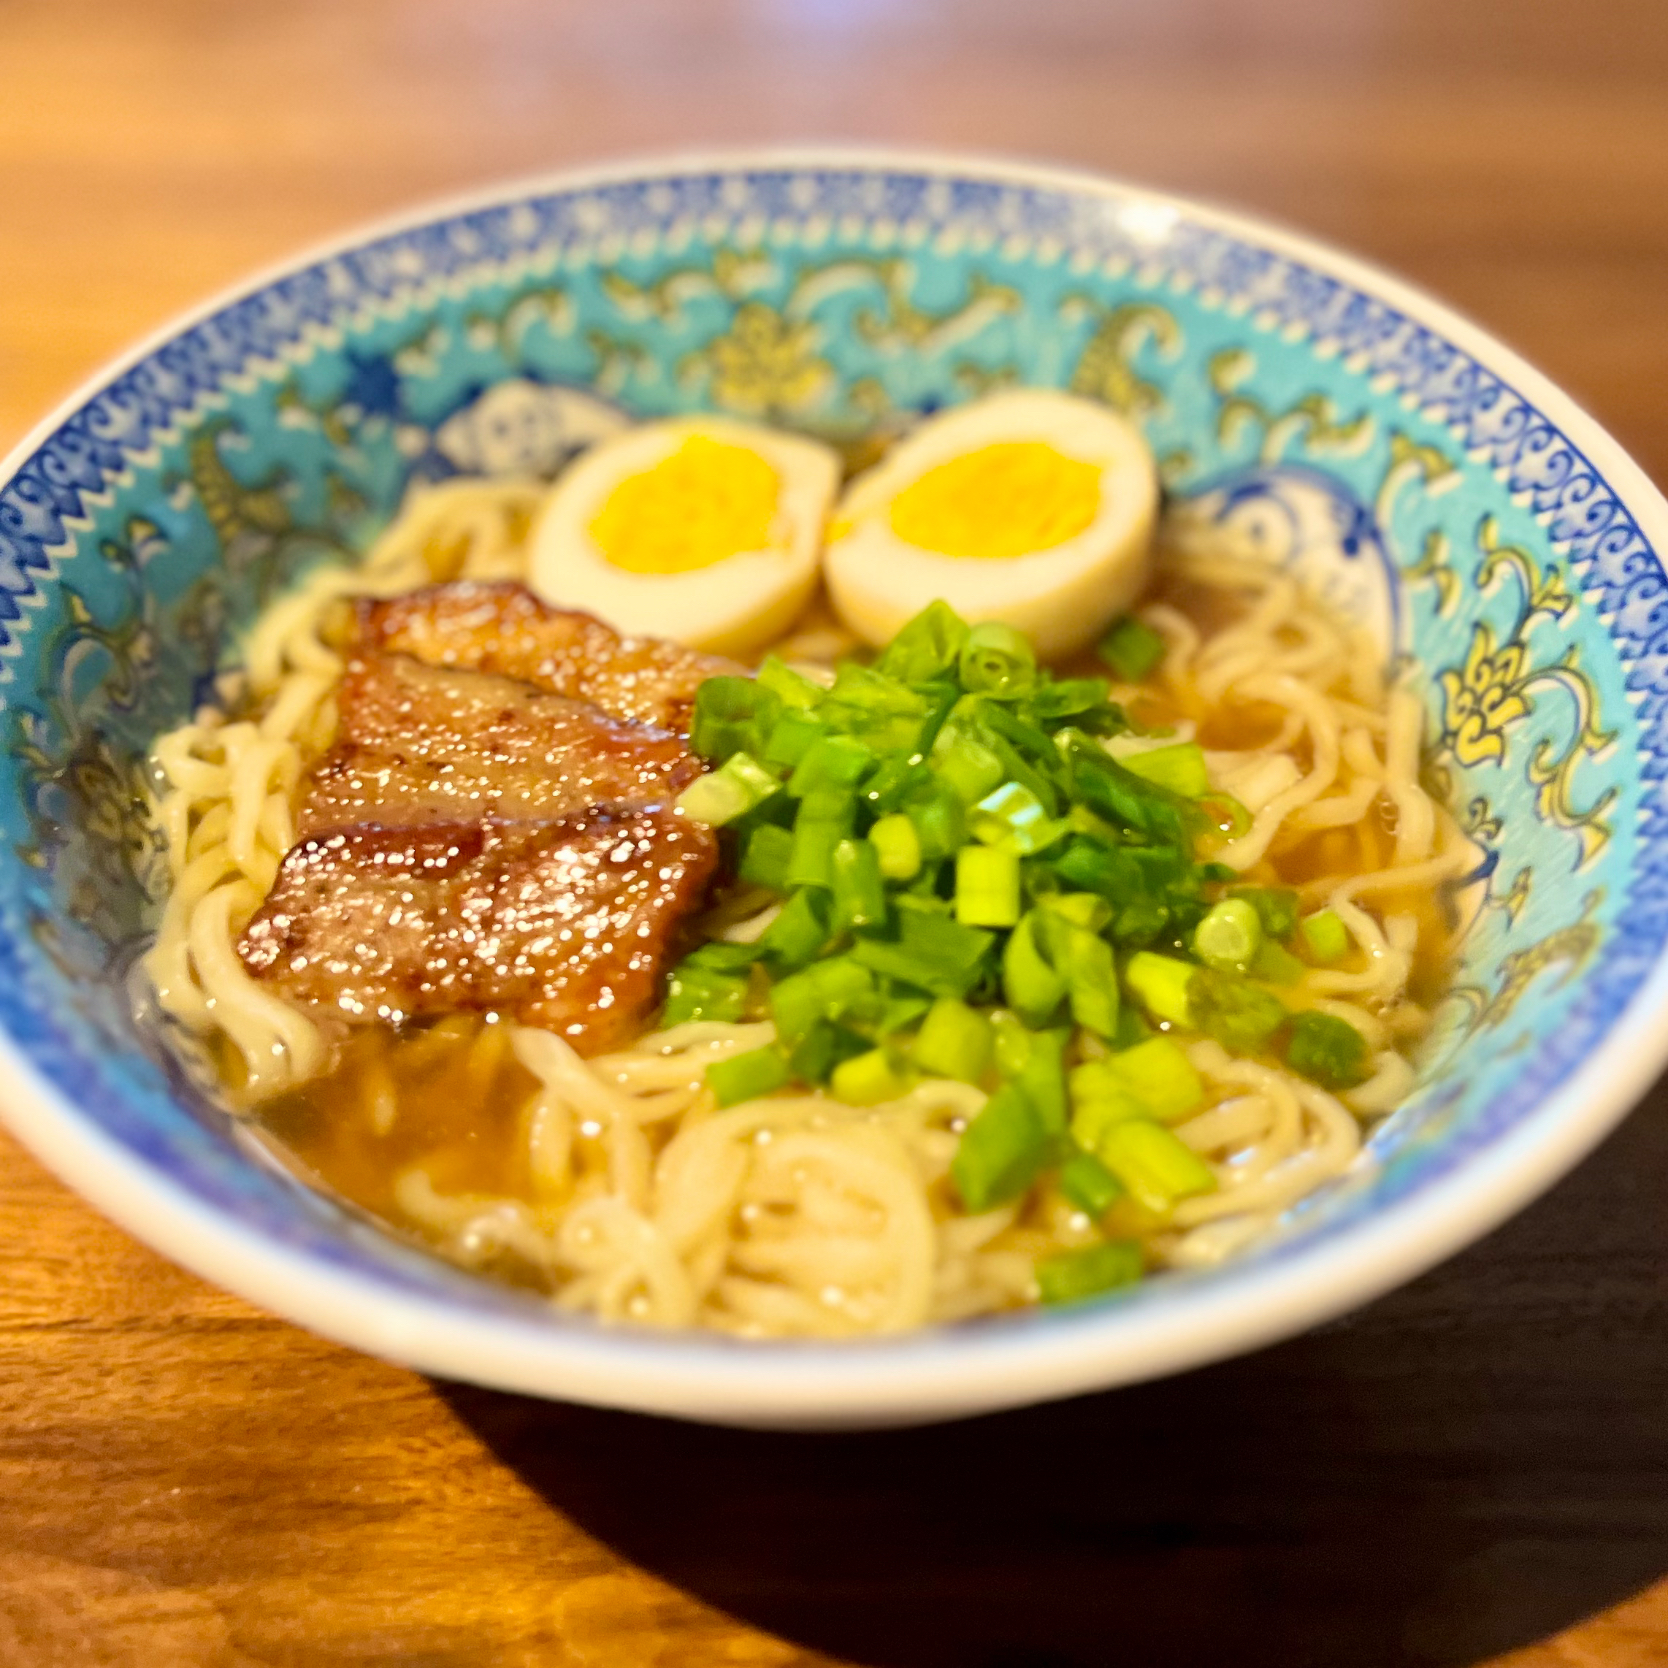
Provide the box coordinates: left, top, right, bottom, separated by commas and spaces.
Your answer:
887, 441, 1101, 559
590, 434, 781, 574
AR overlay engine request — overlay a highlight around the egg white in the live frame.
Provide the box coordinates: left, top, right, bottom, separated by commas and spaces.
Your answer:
528, 415, 839, 658
823, 389, 1159, 660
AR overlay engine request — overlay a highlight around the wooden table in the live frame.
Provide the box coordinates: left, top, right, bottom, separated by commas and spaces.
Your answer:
3, 1, 1666, 1661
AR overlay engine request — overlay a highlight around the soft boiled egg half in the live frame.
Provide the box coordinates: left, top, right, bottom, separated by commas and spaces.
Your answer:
529, 415, 839, 658
823, 389, 1159, 660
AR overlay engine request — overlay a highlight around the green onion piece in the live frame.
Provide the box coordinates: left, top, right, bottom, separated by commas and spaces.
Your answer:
769, 956, 874, 1046
1036, 1239, 1144, 1305
1102, 1036, 1204, 1122
1061, 924, 1120, 1039
1251, 940, 1306, 986
1097, 615, 1166, 682
788, 734, 874, 797
1119, 741, 1210, 798
1189, 968, 1287, 1053
958, 621, 1037, 697
905, 783, 967, 862
1124, 951, 1197, 1027
950, 1083, 1049, 1212
755, 654, 825, 710
1003, 912, 1067, 1026
989, 1011, 1034, 1079
1285, 1010, 1371, 1090
1096, 1119, 1217, 1214
1057, 1148, 1125, 1218
1193, 896, 1264, 973
822, 662, 936, 754
956, 844, 1021, 928
879, 994, 932, 1038
785, 790, 854, 889
830, 1046, 915, 1106
1299, 908, 1351, 964
661, 963, 749, 1028
1114, 1004, 1153, 1050
762, 707, 824, 770
788, 1019, 869, 1086
675, 753, 782, 827
971, 780, 1062, 854
1068, 1060, 1151, 1152
1199, 792, 1253, 838
706, 1045, 792, 1109
738, 823, 794, 891
1014, 1027, 1070, 1134
756, 887, 830, 973
869, 812, 922, 881
830, 838, 887, 932
911, 997, 994, 1084
690, 676, 781, 763
849, 909, 994, 998
1234, 886, 1300, 940
933, 727, 1006, 805
874, 598, 970, 683
1039, 891, 1114, 933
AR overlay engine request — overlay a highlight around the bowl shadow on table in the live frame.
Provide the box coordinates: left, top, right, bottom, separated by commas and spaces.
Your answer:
439, 1082, 1668, 1668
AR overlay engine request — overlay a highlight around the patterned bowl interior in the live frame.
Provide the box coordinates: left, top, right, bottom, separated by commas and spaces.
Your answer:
2, 159, 1659, 1324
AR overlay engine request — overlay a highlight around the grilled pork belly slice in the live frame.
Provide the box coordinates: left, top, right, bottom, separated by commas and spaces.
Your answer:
359, 581, 741, 735
238, 808, 719, 1054
297, 653, 704, 837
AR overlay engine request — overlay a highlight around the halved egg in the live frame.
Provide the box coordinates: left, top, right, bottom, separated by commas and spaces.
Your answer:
528, 415, 839, 658
823, 389, 1159, 660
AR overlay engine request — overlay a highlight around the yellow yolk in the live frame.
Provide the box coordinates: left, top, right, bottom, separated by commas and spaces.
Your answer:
589, 434, 780, 574
886, 441, 1101, 559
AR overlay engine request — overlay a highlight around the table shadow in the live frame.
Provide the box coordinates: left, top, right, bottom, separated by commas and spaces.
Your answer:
438, 1081, 1668, 1668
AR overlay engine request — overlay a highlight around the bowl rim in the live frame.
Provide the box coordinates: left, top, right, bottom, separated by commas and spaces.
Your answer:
4, 143, 1666, 1427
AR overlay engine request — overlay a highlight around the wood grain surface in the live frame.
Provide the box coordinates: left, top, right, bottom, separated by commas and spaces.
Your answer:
2, 1, 1667, 1663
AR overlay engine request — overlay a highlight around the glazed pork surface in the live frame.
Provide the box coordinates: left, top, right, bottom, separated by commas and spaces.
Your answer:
239, 582, 722, 1052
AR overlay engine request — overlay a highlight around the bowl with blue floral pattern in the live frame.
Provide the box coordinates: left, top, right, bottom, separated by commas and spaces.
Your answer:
3, 149, 1665, 1427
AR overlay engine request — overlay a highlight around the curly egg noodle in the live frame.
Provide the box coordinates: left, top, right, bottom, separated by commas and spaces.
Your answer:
143, 467, 1471, 1338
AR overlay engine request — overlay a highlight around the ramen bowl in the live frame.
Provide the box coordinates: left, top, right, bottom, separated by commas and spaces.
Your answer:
3, 150, 1665, 1428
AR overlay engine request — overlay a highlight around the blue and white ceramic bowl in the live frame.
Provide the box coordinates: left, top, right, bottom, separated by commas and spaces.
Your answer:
4, 150, 1665, 1428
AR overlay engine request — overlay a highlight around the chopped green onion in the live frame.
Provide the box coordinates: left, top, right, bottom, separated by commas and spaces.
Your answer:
1189, 968, 1287, 1053
1039, 891, 1114, 933
869, 812, 922, 881
830, 838, 887, 931
1068, 1060, 1151, 1152
1299, 908, 1352, 964
788, 734, 874, 797
989, 1010, 1034, 1079
1059, 923, 1120, 1039
911, 997, 994, 1084
1285, 1010, 1371, 1090
1057, 1148, 1125, 1218
849, 909, 993, 998
706, 1045, 792, 1108
1199, 792, 1253, 838
932, 726, 1006, 805
1013, 1027, 1070, 1134
785, 789, 854, 889
662, 963, 750, 1028
1193, 896, 1263, 973
788, 1019, 869, 1086
950, 1083, 1049, 1212
1096, 1119, 1217, 1214
1251, 940, 1306, 986
691, 676, 780, 763
769, 956, 874, 1046
956, 844, 1021, 928
1101, 1036, 1204, 1123
874, 598, 970, 684
738, 823, 794, 891
879, 994, 932, 1038
971, 780, 1063, 854
756, 887, 830, 973
675, 752, 782, 827
1098, 615, 1166, 682
1234, 887, 1300, 941
1124, 951, 1196, 1027
904, 782, 967, 862
762, 707, 823, 770
1036, 1239, 1143, 1304
1113, 1003, 1153, 1050
830, 1047, 915, 1106
1119, 741, 1210, 798
958, 621, 1037, 697
755, 654, 825, 710
1003, 911, 1066, 1025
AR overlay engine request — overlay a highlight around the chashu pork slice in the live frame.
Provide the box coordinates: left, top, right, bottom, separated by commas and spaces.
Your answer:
297, 652, 705, 838
238, 808, 718, 1054
358, 580, 741, 735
